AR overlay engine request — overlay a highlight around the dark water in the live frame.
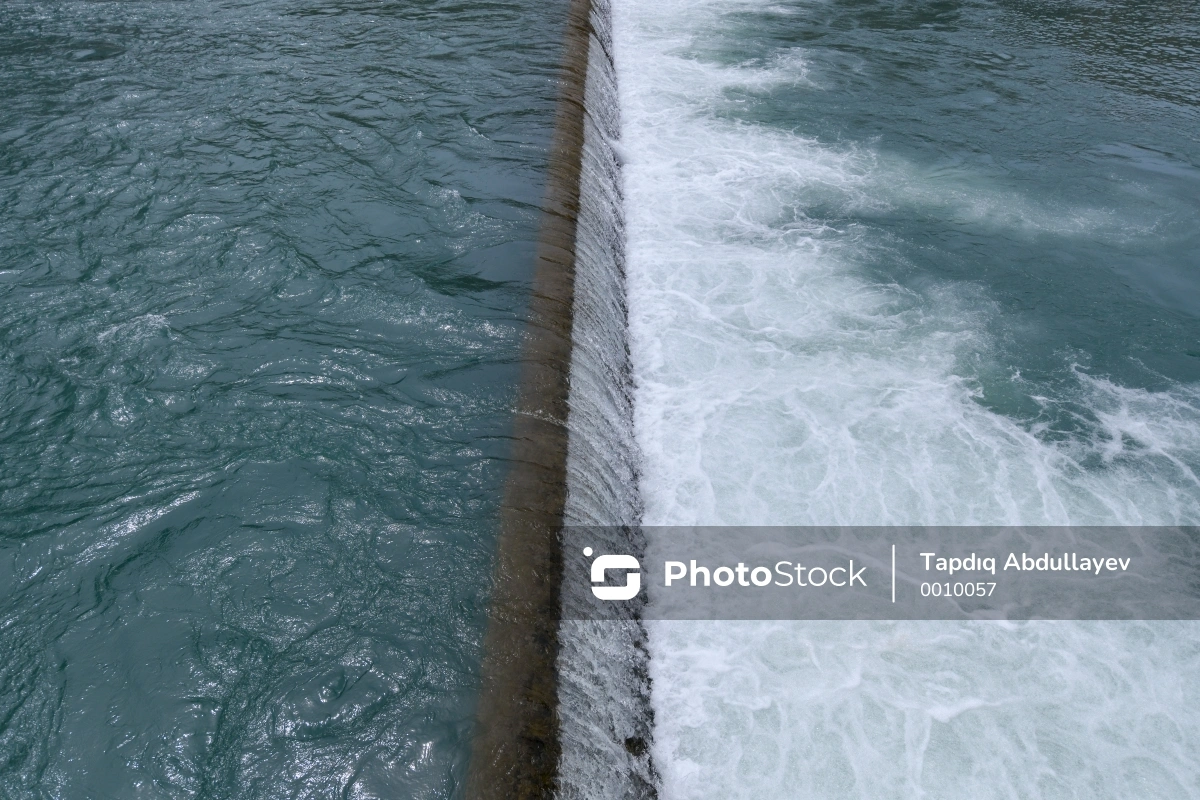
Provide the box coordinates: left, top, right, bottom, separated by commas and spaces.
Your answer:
0, 1, 565, 796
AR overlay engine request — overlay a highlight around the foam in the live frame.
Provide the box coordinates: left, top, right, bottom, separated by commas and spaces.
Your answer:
613, 0, 1200, 529
611, 0, 1200, 795
647, 621, 1200, 799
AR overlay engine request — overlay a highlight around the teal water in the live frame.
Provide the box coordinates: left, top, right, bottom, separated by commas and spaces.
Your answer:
0, 1, 565, 797
708, 0, 1200, 450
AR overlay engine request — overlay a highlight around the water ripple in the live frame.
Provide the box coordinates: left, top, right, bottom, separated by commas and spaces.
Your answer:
0, 0, 565, 796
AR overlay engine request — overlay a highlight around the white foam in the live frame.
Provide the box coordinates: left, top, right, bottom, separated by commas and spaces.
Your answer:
646, 620, 1200, 799
611, 0, 1200, 795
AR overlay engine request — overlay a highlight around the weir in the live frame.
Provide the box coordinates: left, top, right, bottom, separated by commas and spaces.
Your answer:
557, 0, 656, 796
465, 0, 653, 796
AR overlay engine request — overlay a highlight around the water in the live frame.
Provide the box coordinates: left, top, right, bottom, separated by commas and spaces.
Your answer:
556, 4, 655, 797
0, 1, 565, 797
608, 0, 1200, 796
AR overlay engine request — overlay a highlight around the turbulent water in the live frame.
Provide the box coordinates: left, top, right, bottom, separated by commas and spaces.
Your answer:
556, 3, 655, 798
609, 0, 1200, 797
0, 1, 566, 797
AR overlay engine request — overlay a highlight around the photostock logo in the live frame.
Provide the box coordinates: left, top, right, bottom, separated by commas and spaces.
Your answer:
585, 547, 641, 601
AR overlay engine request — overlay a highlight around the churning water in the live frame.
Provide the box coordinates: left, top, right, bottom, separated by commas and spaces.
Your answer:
609, 0, 1200, 797
0, 1, 565, 797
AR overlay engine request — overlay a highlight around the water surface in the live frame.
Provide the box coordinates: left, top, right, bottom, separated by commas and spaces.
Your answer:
612, 0, 1200, 796
0, 1, 564, 796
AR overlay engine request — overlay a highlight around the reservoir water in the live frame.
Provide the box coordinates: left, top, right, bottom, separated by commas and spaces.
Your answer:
0, 1, 564, 796
609, 0, 1200, 797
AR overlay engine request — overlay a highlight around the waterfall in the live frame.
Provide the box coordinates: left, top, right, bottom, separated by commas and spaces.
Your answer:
558, 0, 656, 796
464, 0, 655, 793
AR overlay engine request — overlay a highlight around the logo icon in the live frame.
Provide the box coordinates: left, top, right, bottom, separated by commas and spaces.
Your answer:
585, 547, 641, 600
